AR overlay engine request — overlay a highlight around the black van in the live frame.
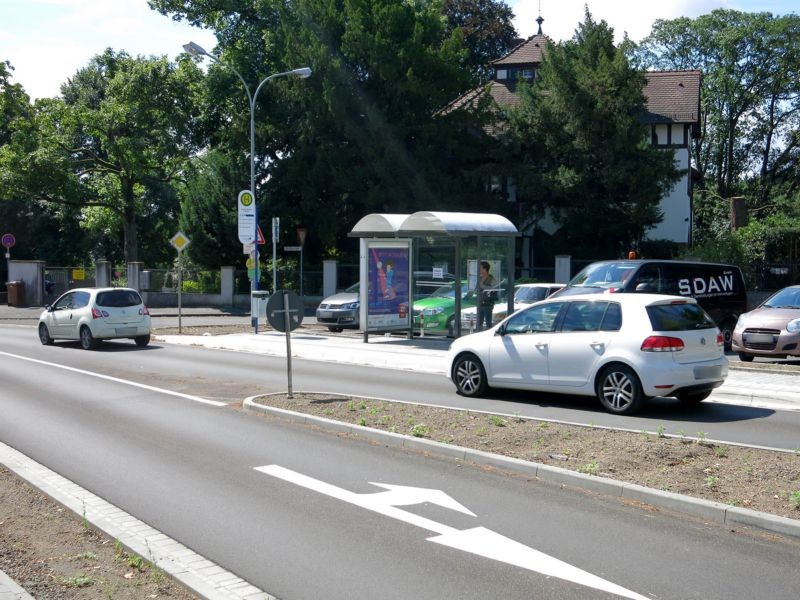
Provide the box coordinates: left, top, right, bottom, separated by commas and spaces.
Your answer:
551, 260, 748, 348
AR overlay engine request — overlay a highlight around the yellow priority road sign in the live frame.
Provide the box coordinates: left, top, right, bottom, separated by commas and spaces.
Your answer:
170, 231, 191, 252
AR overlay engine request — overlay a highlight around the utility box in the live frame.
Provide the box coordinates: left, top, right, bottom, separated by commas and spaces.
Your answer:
6, 281, 25, 307
251, 290, 270, 322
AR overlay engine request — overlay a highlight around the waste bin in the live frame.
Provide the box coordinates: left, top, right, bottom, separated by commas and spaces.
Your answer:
6, 281, 25, 307
251, 290, 270, 326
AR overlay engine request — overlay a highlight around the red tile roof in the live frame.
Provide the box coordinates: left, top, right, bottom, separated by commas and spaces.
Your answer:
643, 70, 701, 123
491, 34, 550, 66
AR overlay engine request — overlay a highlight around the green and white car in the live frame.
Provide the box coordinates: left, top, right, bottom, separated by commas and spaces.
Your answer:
412, 282, 477, 336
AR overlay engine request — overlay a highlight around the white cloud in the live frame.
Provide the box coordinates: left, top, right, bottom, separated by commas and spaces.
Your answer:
2, 0, 216, 100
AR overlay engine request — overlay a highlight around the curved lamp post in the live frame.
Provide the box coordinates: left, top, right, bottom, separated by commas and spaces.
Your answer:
183, 41, 311, 331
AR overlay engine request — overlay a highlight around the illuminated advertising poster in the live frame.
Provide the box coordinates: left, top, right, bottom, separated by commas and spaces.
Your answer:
366, 241, 410, 330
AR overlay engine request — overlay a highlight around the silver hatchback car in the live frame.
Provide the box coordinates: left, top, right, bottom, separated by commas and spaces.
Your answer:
38, 287, 152, 350
732, 285, 800, 362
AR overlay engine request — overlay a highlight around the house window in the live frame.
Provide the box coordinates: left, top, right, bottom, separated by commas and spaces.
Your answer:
671, 124, 685, 145
654, 124, 669, 146
496, 69, 508, 80
522, 69, 534, 80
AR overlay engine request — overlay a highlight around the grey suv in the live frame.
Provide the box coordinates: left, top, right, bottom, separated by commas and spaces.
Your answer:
316, 282, 360, 332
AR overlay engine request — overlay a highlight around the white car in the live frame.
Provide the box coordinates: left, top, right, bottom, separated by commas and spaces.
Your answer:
38, 287, 152, 350
461, 282, 562, 331
447, 293, 728, 415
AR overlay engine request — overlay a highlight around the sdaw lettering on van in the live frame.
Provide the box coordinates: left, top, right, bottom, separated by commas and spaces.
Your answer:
550, 260, 748, 349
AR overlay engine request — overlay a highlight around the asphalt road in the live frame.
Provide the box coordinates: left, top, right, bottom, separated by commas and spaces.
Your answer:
4, 323, 800, 451
1, 326, 800, 599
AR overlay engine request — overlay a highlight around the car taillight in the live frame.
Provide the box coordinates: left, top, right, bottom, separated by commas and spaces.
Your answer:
641, 336, 684, 352
139, 306, 150, 316
717, 333, 724, 347
91, 307, 103, 319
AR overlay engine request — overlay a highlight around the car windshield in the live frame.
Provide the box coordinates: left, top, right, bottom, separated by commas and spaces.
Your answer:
568, 262, 637, 289
515, 287, 549, 303
96, 290, 142, 308
762, 287, 800, 309
344, 282, 359, 294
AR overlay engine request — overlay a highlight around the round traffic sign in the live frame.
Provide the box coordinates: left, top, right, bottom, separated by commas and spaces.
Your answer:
1, 233, 15, 249
266, 290, 304, 332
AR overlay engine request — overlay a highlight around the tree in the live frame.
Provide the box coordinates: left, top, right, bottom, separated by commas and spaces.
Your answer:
635, 10, 800, 209
153, 0, 494, 261
11, 50, 204, 265
178, 150, 246, 268
507, 10, 681, 258
442, 0, 518, 83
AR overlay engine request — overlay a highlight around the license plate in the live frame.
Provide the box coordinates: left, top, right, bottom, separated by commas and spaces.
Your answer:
744, 333, 775, 344
693, 365, 722, 379
318, 311, 333, 318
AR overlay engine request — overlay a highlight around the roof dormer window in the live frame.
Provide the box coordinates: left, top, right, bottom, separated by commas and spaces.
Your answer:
496, 69, 508, 80
522, 69, 534, 80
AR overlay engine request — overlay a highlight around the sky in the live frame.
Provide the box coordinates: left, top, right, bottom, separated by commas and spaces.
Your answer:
1, 0, 798, 101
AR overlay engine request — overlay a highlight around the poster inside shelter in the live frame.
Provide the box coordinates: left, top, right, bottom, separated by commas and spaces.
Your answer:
367, 244, 410, 329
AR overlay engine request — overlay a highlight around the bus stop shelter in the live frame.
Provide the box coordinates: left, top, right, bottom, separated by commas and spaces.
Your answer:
349, 211, 520, 340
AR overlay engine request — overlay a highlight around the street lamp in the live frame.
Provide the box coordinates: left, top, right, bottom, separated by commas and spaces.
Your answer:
183, 41, 311, 331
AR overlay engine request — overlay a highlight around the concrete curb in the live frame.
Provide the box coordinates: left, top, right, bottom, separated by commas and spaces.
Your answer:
0, 570, 34, 600
243, 396, 800, 541
0, 441, 275, 600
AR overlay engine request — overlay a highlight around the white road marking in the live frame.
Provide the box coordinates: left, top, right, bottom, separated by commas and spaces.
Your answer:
0, 351, 227, 406
255, 464, 649, 600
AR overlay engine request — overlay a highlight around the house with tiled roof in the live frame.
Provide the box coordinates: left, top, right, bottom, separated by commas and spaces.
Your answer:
445, 16, 701, 273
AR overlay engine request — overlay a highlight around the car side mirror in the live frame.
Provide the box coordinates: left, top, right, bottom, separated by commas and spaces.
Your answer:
45, 304, 53, 312
495, 324, 506, 336
635, 283, 653, 293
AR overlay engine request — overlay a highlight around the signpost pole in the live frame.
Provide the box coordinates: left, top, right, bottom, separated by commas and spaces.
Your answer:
272, 217, 279, 294
283, 290, 293, 399
178, 252, 183, 334
169, 232, 191, 335
2, 234, 15, 302
266, 290, 303, 400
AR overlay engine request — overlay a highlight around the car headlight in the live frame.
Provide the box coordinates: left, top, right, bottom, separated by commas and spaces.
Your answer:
787, 319, 800, 333
341, 302, 359, 310
423, 307, 444, 316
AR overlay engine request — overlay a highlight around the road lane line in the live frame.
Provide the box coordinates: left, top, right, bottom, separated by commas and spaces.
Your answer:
0, 351, 226, 406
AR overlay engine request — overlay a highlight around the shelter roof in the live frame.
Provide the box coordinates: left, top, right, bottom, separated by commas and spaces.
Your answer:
350, 213, 410, 236
349, 211, 519, 238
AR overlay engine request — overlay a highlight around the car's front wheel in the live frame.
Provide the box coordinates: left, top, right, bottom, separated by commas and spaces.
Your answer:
134, 335, 150, 347
328, 326, 344, 333
452, 353, 487, 397
80, 326, 97, 350
738, 352, 754, 362
596, 364, 644, 415
38, 323, 53, 346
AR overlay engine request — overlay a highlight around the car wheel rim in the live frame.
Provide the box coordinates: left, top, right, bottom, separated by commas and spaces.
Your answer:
602, 371, 633, 411
456, 359, 481, 394
39, 325, 48, 343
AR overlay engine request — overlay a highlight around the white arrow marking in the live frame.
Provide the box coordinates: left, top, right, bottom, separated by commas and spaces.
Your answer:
366, 482, 475, 516
255, 465, 648, 600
